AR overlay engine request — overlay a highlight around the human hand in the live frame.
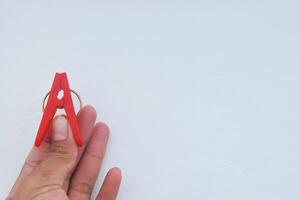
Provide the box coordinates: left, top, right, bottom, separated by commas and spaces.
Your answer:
6, 106, 122, 200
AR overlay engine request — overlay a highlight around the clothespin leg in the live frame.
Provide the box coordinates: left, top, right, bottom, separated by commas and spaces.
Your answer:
35, 103, 57, 147
65, 105, 83, 146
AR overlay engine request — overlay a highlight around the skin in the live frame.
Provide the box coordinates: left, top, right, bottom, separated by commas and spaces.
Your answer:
6, 105, 122, 200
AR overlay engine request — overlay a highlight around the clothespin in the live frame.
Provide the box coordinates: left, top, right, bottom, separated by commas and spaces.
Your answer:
34, 72, 83, 147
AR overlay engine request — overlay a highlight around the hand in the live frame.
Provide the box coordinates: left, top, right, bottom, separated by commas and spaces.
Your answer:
6, 106, 122, 200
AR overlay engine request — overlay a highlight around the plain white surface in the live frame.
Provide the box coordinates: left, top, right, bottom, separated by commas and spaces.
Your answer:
1, 1, 300, 199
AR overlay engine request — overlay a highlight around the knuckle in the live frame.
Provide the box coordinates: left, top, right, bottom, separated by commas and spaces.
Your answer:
85, 150, 103, 162
24, 159, 41, 169
49, 143, 77, 160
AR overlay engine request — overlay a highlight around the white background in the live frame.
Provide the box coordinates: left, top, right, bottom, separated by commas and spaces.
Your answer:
0, 1, 300, 199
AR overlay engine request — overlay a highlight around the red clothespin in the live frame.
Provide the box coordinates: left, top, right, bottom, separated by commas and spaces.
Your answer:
34, 72, 83, 147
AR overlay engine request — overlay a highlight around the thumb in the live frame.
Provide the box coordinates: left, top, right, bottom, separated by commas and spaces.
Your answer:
32, 115, 78, 186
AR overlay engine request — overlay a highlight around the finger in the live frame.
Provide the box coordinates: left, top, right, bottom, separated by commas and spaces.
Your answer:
7, 105, 96, 198
62, 105, 97, 191
74, 105, 97, 163
30, 115, 78, 187
68, 122, 109, 199
96, 168, 122, 200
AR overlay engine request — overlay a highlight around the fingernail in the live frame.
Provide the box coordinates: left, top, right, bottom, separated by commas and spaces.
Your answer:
52, 115, 68, 141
